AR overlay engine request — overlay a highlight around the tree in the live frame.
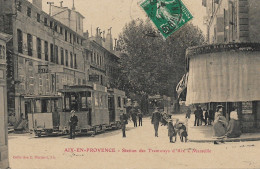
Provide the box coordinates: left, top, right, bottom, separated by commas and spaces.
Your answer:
116, 19, 205, 113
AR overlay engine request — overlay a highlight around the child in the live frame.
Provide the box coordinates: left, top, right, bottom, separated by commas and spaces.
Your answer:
176, 122, 188, 142
167, 119, 177, 143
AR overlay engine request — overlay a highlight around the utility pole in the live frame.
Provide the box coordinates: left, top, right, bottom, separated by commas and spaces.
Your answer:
47, 2, 54, 15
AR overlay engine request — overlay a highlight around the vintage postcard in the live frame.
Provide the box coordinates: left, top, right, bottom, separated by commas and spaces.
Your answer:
1, 0, 260, 169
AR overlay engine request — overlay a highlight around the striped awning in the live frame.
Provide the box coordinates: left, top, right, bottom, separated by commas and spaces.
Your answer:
186, 51, 260, 105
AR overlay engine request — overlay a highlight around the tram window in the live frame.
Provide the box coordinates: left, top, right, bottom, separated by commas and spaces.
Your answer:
65, 97, 70, 110
81, 96, 87, 109
42, 100, 48, 113
35, 100, 41, 113
87, 97, 92, 107
118, 97, 121, 108
71, 95, 78, 111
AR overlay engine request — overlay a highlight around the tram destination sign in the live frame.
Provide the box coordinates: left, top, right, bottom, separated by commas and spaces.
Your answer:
38, 65, 49, 73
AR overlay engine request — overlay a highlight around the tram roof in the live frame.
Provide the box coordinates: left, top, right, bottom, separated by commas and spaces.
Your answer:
58, 85, 93, 93
23, 95, 62, 99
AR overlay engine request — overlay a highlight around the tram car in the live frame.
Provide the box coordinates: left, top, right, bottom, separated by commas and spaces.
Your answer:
107, 88, 127, 129
27, 96, 64, 137
28, 84, 126, 137
59, 84, 126, 135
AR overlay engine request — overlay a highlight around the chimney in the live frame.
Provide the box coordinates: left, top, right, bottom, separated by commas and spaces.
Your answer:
114, 38, 117, 50
32, 0, 42, 10
60, 1, 63, 7
103, 31, 105, 41
96, 27, 99, 37
84, 30, 89, 39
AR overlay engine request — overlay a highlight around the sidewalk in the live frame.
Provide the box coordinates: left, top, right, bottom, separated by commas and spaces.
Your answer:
187, 114, 260, 143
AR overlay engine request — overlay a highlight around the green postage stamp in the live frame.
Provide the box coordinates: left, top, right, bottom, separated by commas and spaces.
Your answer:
140, 0, 193, 39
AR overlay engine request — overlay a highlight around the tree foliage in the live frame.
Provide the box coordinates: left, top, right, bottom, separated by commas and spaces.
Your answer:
116, 19, 205, 98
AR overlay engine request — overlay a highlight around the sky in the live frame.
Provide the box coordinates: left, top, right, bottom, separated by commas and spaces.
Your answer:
40, 0, 207, 39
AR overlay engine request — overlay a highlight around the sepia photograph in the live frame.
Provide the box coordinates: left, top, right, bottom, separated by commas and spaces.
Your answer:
0, 0, 260, 168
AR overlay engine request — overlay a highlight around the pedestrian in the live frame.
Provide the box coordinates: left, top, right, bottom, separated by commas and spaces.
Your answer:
69, 110, 78, 139
167, 119, 176, 143
226, 106, 241, 138
131, 107, 137, 127
208, 109, 214, 125
194, 106, 202, 126
213, 105, 228, 138
203, 108, 209, 125
151, 107, 161, 137
120, 110, 128, 137
185, 108, 191, 119
137, 109, 143, 126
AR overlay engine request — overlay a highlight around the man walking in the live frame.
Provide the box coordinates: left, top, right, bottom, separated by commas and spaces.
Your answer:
194, 106, 202, 126
137, 109, 143, 126
120, 110, 128, 137
151, 107, 161, 137
131, 107, 138, 127
69, 110, 78, 139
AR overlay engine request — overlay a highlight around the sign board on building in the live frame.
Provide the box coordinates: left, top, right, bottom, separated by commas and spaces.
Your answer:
242, 101, 253, 114
89, 75, 99, 82
38, 65, 49, 73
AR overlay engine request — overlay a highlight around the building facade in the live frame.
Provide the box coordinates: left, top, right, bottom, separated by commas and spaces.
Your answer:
0, 32, 12, 169
185, 0, 260, 132
83, 28, 121, 88
0, 0, 87, 123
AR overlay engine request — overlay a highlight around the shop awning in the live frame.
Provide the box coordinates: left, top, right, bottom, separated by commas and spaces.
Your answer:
186, 51, 260, 105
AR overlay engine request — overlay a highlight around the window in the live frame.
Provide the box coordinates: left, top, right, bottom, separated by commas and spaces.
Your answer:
44, 17, 48, 26
78, 78, 81, 85
83, 79, 86, 85
54, 23, 58, 32
37, 38, 41, 59
91, 52, 93, 63
70, 33, 72, 43
65, 50, 68, 66
73, 34, 76, 43
50, 21, 53, 29
97, 55, 99, 65
17, 29, 23, 54
60, 47, 64, 65
74, 54, 77, 69
50, 43, 54, 62
0, 45, 5, 60
55, 45, 58, 64
17, 1, 22, 12
44, 41, 48, 61
37, 13, 40, 22
118, 97, 121, 108
27, 34, 32, 56
27, 7, 31, 17
60, 27, 63, 35
70, 52, 73, 68
65, 30, 67, 41
76, 37, 79, 44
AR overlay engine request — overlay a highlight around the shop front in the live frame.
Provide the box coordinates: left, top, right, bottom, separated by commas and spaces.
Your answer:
185, 43, 260, 132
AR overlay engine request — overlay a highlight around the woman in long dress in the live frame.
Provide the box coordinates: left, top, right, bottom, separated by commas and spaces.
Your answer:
226, 107, 242, 138
213, 105, 228, 137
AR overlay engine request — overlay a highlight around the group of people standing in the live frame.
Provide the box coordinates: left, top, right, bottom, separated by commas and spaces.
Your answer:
119, 107, 143, 138
193, 106, 214, 126
130, 107, 143, 127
